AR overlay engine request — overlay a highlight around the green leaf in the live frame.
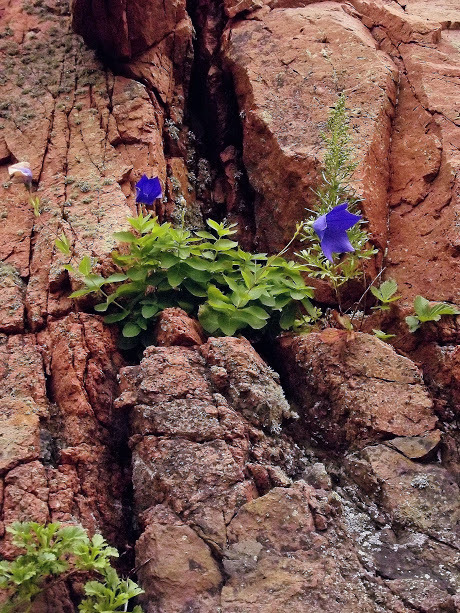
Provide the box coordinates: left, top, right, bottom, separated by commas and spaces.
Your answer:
113, 231, 136, 243
195, 230, 214, 240
279, 302, 297, 330
208, 285, 231, 303
159, 252, 180, 269
183, 279, 207, 297
244, 305, 269, 320
104, 273, 128, 283
217, 313, 242, 336
186, 257, 212, 271
213, 239, 239, 251
206, 218, 222, 234
122, 322, 141, 338
78, 256, 92, 276
124, 268, 144, 282
69, 288, 93, 298
94, 302, 109, 312
406, 315, 421, 333
142, 304, 159, 318
372, 329, 396, 340
198, 305, 220, 333
55, 234, 71, 256
104, 311, 129, 323
167, 265, 187, 288
413, 295, 431, 319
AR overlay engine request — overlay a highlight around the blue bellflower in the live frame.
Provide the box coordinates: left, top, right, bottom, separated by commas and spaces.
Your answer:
135, 175, 162, 207
312, 202, 361, 262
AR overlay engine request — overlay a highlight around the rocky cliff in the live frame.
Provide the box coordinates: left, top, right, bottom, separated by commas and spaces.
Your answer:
0, 0, 459, 611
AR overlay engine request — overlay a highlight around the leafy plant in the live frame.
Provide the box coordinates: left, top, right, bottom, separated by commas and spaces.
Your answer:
406, 295, 460, 332
370, 278, 400, 310
62, 215, 318, 347
298, 93, 376, 291
0, 522, 143, 613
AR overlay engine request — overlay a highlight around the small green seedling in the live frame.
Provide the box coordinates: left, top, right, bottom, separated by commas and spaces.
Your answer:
406, 295, 460, 332
54, 233, 71, 256
372, 329, 396, 341
370, 278, 400, 310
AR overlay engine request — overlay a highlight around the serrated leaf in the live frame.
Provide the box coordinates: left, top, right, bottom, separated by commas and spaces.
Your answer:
413, 295, 431, 318
198, 305, 220, 333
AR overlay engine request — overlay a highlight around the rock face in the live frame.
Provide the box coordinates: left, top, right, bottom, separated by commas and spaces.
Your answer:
278, 331, 437, 449
0, 0, 459, 611
222, 2, 397, 253
116, 338, 457, 612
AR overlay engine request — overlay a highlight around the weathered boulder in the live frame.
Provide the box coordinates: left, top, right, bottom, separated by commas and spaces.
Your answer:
277, 331, 437, 449
154, 307, 206, 347
136, 505, 222, 613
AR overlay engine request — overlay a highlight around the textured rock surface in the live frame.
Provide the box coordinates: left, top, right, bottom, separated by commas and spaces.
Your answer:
154, 307, 206, 347
278, 331, 437, 449
222, 2, 397, 253
0, 0, 459, 610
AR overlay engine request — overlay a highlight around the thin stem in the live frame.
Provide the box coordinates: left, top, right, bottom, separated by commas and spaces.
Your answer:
349, 267, 386, 323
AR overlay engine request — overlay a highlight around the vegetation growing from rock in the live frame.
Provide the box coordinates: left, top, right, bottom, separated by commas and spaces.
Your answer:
298, 93, 377, 290
0, 522, 143, 613
63, 216, 318, 346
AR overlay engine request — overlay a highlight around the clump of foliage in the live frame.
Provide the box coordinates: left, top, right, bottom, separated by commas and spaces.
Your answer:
297, 93, 376, 291
0, 522, 143, 613
406, 295, 460, 332
63, 216, 319, 347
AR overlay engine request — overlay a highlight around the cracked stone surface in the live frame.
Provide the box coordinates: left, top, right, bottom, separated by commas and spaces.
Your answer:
0, 0, 459, 611
277, 331, 437, 449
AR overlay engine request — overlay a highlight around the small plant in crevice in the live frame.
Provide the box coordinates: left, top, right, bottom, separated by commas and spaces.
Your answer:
405, 295, 460, 333
0, 522, 143, 613
297, 93, 377, 298
370, 278, 400, 311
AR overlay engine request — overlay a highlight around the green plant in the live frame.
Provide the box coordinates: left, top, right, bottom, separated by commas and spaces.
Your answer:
370, 278, 400, 310
405, 295, 460, 332
0, 522, 143, 613
297, 93, 376, 292
372, 329, 396, 341
62, 215, 317, 347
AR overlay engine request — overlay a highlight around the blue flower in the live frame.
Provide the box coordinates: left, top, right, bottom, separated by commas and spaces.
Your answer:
135, 175, 162, 207
312, 202, 361, 262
